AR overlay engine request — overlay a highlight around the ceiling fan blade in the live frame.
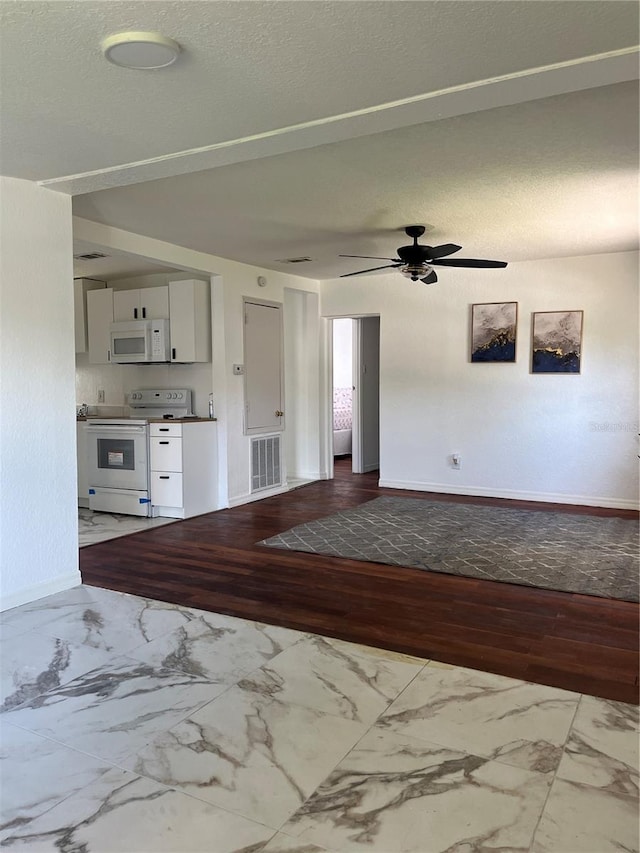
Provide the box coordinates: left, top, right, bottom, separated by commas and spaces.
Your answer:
340, 263, 403, 277
430, 258, 508, 268
420, 270, 438, 284
426, 243, 462, 260
339, 254, 399, 261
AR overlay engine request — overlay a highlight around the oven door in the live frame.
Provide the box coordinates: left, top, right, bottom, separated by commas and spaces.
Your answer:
86, 423, 149, 491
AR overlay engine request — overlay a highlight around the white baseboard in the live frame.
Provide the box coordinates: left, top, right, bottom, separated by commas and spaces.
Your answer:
0, 571, 83, 613
287, 470, 323, 482
377, 479, 639, 511
228, 484, 290, 508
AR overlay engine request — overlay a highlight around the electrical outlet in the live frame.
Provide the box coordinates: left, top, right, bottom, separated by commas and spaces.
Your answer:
97, 389, 105, 403
451, 453, 461, 469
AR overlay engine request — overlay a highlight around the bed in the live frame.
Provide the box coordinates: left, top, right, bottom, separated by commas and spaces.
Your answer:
333, 386, 353, 456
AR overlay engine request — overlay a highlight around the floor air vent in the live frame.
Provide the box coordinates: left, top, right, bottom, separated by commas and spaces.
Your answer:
251, 435, 281, 492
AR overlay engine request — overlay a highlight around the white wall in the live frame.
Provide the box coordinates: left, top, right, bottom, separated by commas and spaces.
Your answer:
1, 177, 80, 610
321, 251, 639, 509
73, 217, 322, 507
284, 288, 321, 480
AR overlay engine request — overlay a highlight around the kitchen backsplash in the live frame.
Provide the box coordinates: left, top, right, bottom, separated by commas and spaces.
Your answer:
75, 353, 214, 417
77, 404, 127, 417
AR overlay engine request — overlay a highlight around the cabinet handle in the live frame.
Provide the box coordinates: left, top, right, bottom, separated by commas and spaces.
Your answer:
159, 428, 170, 432
159, 440, 170, 444
134, 308, 138, 319
107, 349, 111, 362
142, 307, 146, 318
172, 347, 176, 360
275, 410, 284, 417
159, 475, 170, 480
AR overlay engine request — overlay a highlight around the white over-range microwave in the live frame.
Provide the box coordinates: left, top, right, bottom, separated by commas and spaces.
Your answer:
110, 319, 171, 364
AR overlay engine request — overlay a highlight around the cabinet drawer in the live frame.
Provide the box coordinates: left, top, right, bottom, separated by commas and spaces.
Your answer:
151, 471, 183, 508
150, 423, 183, 438
150, 437, 183, 472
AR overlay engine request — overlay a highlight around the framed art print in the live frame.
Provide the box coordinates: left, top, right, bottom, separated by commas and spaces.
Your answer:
471, 302, 517, 362
531, 310, 583, 373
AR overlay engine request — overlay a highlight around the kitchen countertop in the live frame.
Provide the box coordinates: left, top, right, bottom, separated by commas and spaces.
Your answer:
77, 416, 217, 423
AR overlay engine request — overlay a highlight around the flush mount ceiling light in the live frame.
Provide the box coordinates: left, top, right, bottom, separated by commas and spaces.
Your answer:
102, 31, 181, 69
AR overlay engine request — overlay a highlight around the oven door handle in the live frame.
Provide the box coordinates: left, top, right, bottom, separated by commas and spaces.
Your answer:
85, 424, 147, 435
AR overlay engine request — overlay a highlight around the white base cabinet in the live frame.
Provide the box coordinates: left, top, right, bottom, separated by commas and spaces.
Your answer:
150, 421, 218, 518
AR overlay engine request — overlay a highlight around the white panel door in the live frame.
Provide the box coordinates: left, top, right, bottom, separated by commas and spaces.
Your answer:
244, 300, 283, 433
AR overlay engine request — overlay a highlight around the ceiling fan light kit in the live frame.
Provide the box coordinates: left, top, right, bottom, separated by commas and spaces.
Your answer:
401, 264, 435, 283
339, 225, 507, 285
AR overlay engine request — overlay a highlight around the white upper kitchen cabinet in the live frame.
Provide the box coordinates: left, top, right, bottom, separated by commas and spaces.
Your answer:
87, 287, 114, 364
169, 279, 211, 363
74, 278, 106, 353
113, 286, 169, 321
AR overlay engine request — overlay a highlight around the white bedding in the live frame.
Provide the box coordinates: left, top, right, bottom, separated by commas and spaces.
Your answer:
333, 387, 353, 456
333, 428, 352, 456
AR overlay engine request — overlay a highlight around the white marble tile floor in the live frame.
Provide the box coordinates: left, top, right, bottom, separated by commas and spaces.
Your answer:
1, 584, 638, 852
78, 508, 177, 548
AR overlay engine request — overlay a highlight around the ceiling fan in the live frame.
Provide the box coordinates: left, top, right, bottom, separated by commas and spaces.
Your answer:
339, 225, 507, 284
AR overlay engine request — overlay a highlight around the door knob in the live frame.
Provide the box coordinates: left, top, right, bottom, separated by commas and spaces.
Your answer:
275, 410, 284, 417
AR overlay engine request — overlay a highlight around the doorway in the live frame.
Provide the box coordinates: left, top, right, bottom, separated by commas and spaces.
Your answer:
330, 316, 380, 476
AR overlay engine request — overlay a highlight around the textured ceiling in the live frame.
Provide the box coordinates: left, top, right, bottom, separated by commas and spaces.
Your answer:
72, 240, 177, 279
1, 1, 638, 277
73, 82, 639, 277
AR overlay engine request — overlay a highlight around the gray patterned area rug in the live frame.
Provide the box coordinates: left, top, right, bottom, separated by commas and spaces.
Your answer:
260, 496, 639, 602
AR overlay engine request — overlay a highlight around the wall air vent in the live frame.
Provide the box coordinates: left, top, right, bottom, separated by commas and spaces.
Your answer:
277, 257, 313, 264
73, 252, 109, 260
251, 435, 281, 492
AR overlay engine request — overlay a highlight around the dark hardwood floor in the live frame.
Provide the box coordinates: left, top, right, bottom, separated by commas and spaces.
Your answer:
80, 458, 640, 704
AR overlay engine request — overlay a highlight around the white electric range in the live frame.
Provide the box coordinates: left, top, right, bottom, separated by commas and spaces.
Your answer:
86, 389, 193, 516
